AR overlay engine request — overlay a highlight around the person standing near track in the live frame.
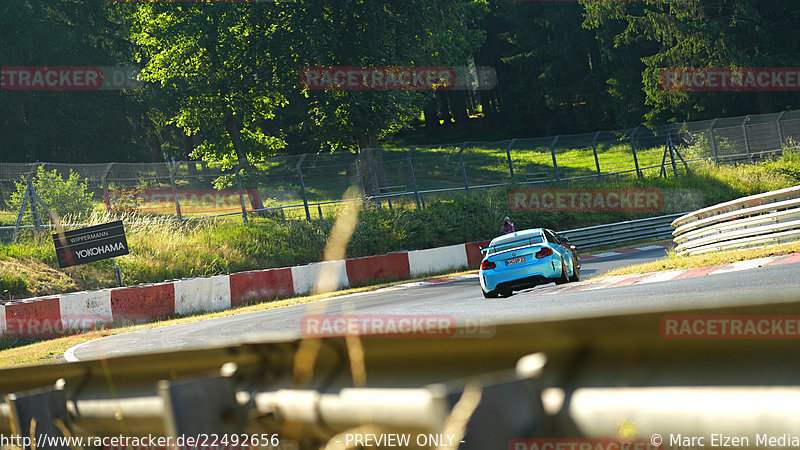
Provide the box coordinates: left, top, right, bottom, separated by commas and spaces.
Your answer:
501, 216, 515, 234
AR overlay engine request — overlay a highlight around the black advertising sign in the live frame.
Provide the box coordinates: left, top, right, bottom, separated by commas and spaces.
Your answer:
53, 221, 129, 268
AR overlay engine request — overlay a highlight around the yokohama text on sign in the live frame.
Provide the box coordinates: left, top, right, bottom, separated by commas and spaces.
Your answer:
52, 221, 130, 268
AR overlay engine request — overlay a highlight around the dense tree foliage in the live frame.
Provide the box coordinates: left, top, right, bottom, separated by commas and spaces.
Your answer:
2, 0, 800, 163
0, 0, 155, 162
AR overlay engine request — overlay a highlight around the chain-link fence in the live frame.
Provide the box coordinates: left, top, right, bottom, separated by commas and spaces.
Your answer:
2, 110, 799, 243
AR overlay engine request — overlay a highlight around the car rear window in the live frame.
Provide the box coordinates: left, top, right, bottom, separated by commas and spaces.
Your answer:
487, 236, 545, 255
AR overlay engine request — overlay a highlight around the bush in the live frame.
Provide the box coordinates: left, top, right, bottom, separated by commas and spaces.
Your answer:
9, 166, 94, 223
0, 270, 28, 298
766, 148, 800, 182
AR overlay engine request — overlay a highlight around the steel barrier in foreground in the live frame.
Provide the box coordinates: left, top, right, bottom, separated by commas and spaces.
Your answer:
672, 185, 800, 255
0, 297, 799, 448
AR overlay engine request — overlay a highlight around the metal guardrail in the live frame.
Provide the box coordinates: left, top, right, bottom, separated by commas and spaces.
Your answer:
672, 185, 800, 255
561, 213, 686, 249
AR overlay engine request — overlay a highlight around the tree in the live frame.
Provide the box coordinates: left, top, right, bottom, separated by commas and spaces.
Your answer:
582, 0, 800, 125
10, 166, 94, 223
124, 3, 288, 168
0, 0, 156, 163
124, 1, 488, 194
278, 0, 489, 152
480, 0, 613, 135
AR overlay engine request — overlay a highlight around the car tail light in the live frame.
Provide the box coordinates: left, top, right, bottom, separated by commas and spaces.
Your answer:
535, 247, 553, 259
481, 260, 496, 270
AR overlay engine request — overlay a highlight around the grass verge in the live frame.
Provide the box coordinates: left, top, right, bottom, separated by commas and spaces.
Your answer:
602, 241, 800, 277
0, 269, 476, 369
1, 152, 797, 300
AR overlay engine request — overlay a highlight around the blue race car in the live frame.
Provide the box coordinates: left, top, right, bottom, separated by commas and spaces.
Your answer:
479, 228, 580, 298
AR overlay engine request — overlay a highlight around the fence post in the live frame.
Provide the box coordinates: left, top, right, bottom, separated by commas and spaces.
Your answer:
101, 162, 114, 212
354, 152, 376, 209
19, 176, 54, 241
709, 119, 719, 166
776, 111, 786, 150
296, 154, 311, 221
354, 155, 367, 205
658, 135, 669, 178
407, 148, 422, 210
667, 135, 679, 178
235, 163, 248, 224
549, 136, 560, 181
12, 176, 32, 243
630, 127, 643, 179
505, 138, 517, 180
742, 115, 752, 162
458, 143, 470, 197
27, 177, 43, 234
168, 161, 183, 221
591, 131, 602, 180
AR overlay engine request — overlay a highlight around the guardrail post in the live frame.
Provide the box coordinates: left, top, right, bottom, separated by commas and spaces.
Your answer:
159, 366, 245, 435
235, 163, 248, 224
709, 119, 719, 166
407, 148, 422, 210
630, 127, 643, 179
168, 161, 183, 221
591, 131, 602, 180
549, 136, 560, 181
776, 111, 786, 150
505, 138, 517, 180
296, 154, 311, 221
6, 381, 72, 442
458, 143, 470, 197
742, 115, 752, 162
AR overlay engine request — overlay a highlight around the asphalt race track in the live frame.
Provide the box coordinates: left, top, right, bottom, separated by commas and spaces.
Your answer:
68, 247, 800, 360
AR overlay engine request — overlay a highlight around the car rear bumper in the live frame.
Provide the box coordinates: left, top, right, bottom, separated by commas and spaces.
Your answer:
480, 257, 561, 292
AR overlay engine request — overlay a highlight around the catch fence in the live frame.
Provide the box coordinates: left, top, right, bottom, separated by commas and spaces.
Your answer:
2, 110, 799, 242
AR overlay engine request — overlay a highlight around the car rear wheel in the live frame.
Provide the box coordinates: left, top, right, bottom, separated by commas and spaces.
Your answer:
554, 258, 569, 285
482, 288, 500, 298
569, 257, 580, 282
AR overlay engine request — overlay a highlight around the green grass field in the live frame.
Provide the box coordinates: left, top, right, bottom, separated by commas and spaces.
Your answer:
2, 144, 798, 303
